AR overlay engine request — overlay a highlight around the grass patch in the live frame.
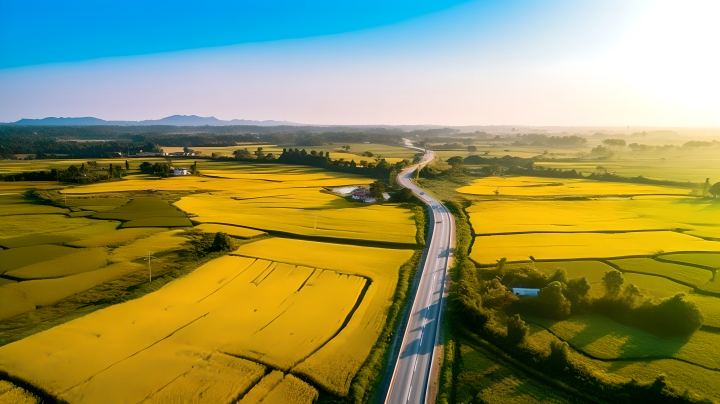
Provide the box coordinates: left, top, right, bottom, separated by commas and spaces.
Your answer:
609, 258, 712, 287
0, 245, 76, 275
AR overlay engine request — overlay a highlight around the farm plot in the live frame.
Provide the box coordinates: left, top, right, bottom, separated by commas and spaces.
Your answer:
608, 258, 712, 287
0, 194, 68, 215
232, 238, 415, 395
457, 176, 690, 197
194, 223, 266, 239
176, 193, 417, 245
528, 313, 720, 370
0, 255, 378, 402
659, 252, 720, 269
93, 196, 192, 228
470, 231, 720, 265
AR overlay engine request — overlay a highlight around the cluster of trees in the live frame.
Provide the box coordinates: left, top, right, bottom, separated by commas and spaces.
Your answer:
139, 160, 198, 177
595, 269, 703, 336
274, 147, 411, 179
512, 134, 587, 147
1, 162, 127, 183
682, 140, 716, 148
182, 231, 235, 259
0, 137, 162, 159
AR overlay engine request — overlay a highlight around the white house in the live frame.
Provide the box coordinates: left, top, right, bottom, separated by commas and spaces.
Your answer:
173, 168, 189, 176
512, 288, 540, 296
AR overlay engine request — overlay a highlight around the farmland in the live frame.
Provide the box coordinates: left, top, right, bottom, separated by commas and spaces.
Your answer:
431, 162, 720, 403
0, 158, 422, 403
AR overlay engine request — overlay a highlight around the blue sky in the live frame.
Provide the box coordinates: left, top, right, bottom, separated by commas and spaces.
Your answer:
1, 0, 718, 125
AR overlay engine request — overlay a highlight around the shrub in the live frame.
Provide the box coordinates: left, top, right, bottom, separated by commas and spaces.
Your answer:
506, 314, 530, 345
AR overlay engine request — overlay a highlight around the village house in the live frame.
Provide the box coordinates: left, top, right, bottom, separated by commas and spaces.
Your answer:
135, 151, 168, 157
350, 186, 376, 203
173, 168, 189, 176
170, 152, 195, 157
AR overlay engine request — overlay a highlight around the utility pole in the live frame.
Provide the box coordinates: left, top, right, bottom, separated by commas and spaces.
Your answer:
144, 252, 157, 281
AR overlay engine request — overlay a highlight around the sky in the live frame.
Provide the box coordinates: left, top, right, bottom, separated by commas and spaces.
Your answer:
0, 0, 719, 126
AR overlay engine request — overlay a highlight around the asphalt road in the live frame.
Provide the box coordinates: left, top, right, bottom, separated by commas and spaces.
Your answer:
385, 149, 454, 404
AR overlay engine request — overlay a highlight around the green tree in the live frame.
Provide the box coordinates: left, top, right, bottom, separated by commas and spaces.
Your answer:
565, 277, 591, 307
446, 156, 464, 167
709, 182, 720, 198
467, 145, 477, 152
211, 232, 234, 252
506, 314, 530, 345
125, 160, 130, 170
603, 139, 627, 147
535, 281, 572, 320
702, 178, 711, 196
369, 180, 386, 200
603, 269, 625, 296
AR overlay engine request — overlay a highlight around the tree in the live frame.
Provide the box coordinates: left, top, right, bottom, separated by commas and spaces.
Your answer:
125, 160, 130, 170
506, 314, 530, 345
255, 147, 264, 157
362, 151, 373, 157
446, 156, 464, 167
467, 145, 477, 152
595, 165, 607, 175
391, 187, 414, 202
603, 269, 625, 296
139, 162, 153, 173
603, 139, 627, 147
565, 277, 591, 307
191, 161, 197, 175
369, 180, 386, 200
534, 281, 572, 320
211, 232, 234, 252
709, 182, 720, 198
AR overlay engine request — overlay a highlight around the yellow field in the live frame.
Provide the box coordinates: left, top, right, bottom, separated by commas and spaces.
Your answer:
0, 380, 39, 404
177, 193, 416, 244
108, 229, 188, 263
5, 247, 108, 279
0, 255, 375, 401
470, 231, 720, 265
232, 238, 415, 394
457, 176, 690, 197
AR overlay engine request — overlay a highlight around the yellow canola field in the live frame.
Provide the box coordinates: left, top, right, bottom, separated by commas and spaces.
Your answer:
176, 193, 416, 244
470, 231, 720, 265
232, 238, 415, 395
0, 380, 39, 404
457, 176, 690, 197
177, 193, 415, 244
146, 353, 266, 404
0, 255, 371, 402
109, 229, 188, 263
0, 215, 118, 239
238, 371, 284, 403
60, 167, 371, 195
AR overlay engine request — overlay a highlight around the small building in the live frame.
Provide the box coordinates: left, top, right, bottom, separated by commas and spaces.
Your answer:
173, 168, 189, 176
512, 288, 540, 296
135, 151, 168, 157
170, 152, 195, 157
351, 187, 371, 200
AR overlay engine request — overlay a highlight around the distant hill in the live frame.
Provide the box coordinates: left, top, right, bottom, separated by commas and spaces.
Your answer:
10, 115, 303, 126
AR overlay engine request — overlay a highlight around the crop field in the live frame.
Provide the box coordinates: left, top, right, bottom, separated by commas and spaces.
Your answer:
471, 231, 720, 265
528, 313, 720, 369
459, 172, 720, 402
0, 253, 401, 401
0, 160, 421, 402
608, 258, 712, 287
535, 148, 720, 183
457, 176, 690, 197
232, 237, 415, 394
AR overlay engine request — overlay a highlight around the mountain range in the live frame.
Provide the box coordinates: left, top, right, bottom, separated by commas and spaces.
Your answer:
7, 115, 303, 126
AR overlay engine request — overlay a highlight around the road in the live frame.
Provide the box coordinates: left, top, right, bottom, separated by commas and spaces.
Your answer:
384, 148, 454, 404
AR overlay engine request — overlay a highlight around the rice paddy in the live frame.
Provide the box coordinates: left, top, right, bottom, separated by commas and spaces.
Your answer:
461, 174, 720, 402
0, 160, 421, 402
457, 176, 690, 197
471, 231, 720, 265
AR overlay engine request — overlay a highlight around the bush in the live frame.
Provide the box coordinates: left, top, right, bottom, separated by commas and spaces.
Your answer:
506, 314, 530, 345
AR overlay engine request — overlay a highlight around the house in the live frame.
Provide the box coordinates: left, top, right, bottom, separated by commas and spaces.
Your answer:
512, 288, 540, 296
350, 187, 377, 203
170, 152, 195, 157
135, 151, 168, 157
351, 187, 371, 200
173, 168, 189, 176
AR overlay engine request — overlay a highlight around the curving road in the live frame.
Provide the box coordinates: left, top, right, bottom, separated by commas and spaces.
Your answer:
384, 148, 455, 404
